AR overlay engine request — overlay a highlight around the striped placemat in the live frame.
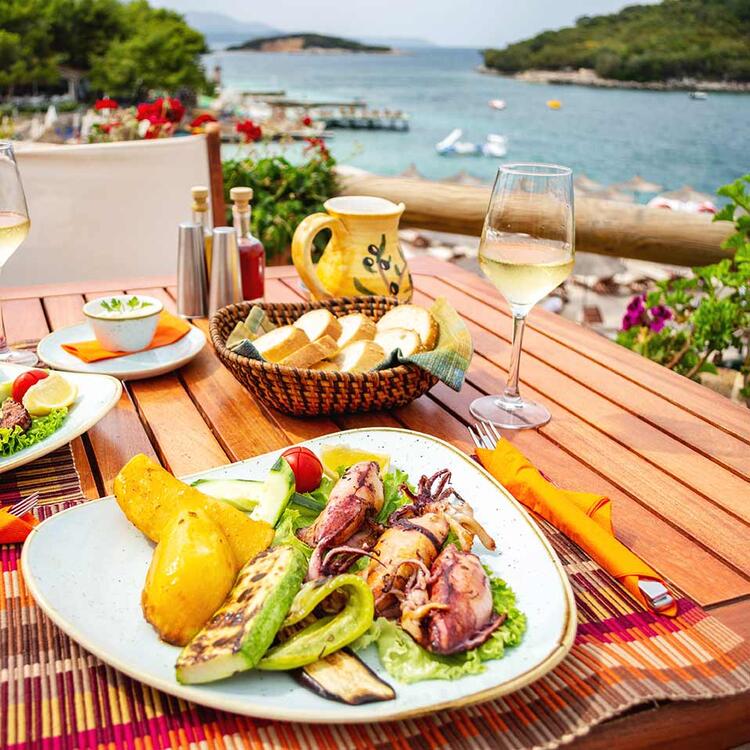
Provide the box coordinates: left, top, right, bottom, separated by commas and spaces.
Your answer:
2, 446, 749, 750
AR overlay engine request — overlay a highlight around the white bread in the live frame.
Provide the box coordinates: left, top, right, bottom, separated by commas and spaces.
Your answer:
253, 325, 309, 363
337, 313, 377, 348
375, 327, 422, 357
376, 305, 439, 351
293, 309, 342, 342
332, 340, 385, 373
310, 359, 338, 372
280, 335, 339, 369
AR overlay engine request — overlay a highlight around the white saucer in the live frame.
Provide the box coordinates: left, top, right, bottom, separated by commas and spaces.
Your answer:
37, 322, 206, 380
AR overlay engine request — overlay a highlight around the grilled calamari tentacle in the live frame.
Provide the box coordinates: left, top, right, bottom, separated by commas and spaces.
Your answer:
299, 461, 384, 579
425, 545, 504, 655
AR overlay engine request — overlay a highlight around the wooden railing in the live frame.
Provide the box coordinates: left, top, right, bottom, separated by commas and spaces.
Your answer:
336, 172, 734, 267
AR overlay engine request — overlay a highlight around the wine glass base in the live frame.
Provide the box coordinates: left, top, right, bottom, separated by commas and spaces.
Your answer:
469, 394, 550, 430
0, 348, 38, 366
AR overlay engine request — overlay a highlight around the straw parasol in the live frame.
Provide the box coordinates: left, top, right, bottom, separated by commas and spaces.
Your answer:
573, 174, 605, 193
661, 185, 716, 204
612, 175, 663, 193
443, 170, 485, 186
399, 163, 424, 180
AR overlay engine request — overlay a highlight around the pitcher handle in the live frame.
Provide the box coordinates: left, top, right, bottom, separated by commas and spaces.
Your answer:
292, 213, 345, 300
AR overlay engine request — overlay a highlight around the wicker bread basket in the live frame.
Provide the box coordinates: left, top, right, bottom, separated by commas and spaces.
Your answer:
210, 296, 438, 416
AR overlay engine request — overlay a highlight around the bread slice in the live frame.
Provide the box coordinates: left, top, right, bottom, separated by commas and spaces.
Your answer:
280, 335, 339, 369
293, 309, 343, 342
310, 359, 338, 372
337, 313, 377, 349
375, 327, 422, 357
376, 305, 439, 351
253, 326, 309, 363
333, 340, 385, 373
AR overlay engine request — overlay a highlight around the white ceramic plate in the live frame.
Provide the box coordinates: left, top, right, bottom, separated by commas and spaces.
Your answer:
0, 364, 121, 474
22, 428, 576, 723
37, 323, 205, 380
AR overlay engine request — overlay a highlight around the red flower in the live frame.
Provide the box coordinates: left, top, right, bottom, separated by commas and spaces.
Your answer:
100, 123, 113, 134
236, 119, 262, 143
136, 102, 159, 121
304, 136, 330, 159
136, 98, 185, 124
302, 115, 312, 127
190, 113, 217, 128
163, 97, 185, 123
95, 98, 118, 111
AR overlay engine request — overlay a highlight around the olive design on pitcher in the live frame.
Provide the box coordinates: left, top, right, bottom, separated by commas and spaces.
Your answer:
354, 234, 412, 298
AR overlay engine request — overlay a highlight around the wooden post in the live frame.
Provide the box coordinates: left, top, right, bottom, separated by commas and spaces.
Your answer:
335, 172, 734, 267
205, 123, 227, 227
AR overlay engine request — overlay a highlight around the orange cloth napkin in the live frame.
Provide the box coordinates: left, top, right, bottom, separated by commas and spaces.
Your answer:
477, 440, 677, 617
0, 507, 38, 544
62, 311, 191, 363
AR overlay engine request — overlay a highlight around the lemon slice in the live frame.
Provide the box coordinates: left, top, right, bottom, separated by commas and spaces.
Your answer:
320, 444, 390, 478
22, 373, 78, 416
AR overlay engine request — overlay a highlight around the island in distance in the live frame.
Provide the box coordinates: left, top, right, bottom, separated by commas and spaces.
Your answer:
228, 33, 391, 54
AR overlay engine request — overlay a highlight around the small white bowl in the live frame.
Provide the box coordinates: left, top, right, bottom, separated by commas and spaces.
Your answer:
83, 295, 163, 352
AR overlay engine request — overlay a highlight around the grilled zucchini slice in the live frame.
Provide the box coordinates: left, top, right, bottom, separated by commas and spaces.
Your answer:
175, 545, 307, 684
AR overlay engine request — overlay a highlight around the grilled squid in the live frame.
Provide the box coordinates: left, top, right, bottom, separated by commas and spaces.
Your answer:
298, 461, 383, 579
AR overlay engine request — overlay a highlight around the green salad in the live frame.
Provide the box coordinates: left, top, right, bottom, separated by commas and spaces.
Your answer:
0, 408, 68, 458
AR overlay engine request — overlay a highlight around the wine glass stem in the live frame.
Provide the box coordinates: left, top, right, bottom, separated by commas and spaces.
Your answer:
503, 309, 528, 402
0, 298, 9, 354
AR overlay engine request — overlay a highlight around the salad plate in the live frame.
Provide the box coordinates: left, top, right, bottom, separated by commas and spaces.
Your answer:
0, 364, 122, 474
36, 322, 205, 380
22, 428, 576, 723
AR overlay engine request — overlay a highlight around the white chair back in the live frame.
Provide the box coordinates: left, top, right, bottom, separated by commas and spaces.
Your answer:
5, 136, 212, 286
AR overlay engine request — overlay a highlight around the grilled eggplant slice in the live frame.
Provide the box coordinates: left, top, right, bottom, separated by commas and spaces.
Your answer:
175, 545, 306, 684
296, 648, 395, 704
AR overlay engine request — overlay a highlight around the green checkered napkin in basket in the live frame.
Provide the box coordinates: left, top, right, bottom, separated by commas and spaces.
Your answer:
227, 297, 472, 391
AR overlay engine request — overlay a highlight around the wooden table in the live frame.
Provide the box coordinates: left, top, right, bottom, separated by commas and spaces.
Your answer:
4, 257, 749, 749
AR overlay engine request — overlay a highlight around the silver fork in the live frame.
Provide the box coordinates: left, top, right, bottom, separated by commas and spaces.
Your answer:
467, 421, 676, 613
8, 492, 40, 517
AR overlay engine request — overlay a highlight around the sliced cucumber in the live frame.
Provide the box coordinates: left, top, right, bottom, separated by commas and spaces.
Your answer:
192, 478, 263, 512
253, 457, 296, 526
191, 457, 295, 526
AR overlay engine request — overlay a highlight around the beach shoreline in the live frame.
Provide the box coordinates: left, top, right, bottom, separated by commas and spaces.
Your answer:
478, 66, 750, 93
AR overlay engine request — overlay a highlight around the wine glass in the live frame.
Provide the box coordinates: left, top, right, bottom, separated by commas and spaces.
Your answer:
470, 163, 574, 429
0, 141, 37, 365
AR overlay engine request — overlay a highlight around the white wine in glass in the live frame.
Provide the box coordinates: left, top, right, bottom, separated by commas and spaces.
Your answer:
470, 163, 574, 429
0, 142, 37, 365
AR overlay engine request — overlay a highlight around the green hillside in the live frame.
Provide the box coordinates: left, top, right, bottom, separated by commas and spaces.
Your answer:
483, 0, 750, 82
229, 33, 390, 53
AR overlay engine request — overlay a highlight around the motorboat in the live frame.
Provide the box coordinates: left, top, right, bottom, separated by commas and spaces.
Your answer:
435, 129, 508, 158
689, 91, 708, 100
488, 99, 506, 110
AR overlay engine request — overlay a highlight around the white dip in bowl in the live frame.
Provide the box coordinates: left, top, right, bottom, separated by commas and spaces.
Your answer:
83, 295, 163, 352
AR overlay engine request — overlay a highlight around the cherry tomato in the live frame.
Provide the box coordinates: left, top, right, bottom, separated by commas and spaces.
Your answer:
281, 446, 323, 493
11, 369, 48, 402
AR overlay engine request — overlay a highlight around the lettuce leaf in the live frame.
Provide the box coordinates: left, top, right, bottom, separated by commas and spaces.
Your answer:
272, 507, 313, 559
376, 467, 412, 523
0, 407, 68, 458
351, 567, 526, 683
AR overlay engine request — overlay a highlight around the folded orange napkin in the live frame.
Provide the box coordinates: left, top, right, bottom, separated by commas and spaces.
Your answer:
477, 440, 677, 617
0, 507, 38, 544
62, 311, 191, 363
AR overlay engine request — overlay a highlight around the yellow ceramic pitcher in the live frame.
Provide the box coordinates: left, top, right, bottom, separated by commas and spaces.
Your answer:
292, 196, 412, 301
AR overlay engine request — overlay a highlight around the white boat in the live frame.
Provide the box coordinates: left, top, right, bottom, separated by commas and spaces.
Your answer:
488, 99, 506, 110
435, 129, 508, 158
689, 91, 708, 100
482, 133, 507, 157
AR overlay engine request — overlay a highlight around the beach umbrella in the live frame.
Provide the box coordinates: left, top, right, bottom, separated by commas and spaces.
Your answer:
443, 170, 485, 186
400, 163, 424, 180
661, 185, 716, 204
612, 175, 662, 193
574, 174, 604, 193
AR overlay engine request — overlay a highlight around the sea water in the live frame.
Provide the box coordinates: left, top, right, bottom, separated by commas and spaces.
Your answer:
205, 47, 750, 196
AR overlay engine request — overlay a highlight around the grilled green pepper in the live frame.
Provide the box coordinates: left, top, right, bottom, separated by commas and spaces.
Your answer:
257, 574, 374, 671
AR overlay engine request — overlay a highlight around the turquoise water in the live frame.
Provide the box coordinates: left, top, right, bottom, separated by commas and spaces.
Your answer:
205, 47, 750, 195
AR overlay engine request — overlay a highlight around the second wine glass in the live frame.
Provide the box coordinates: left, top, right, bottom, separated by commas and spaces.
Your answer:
0, 141, 37, 365
470, 163, 574, 429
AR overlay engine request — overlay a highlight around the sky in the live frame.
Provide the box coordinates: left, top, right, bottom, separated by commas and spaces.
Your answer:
154, 0, 658, 47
